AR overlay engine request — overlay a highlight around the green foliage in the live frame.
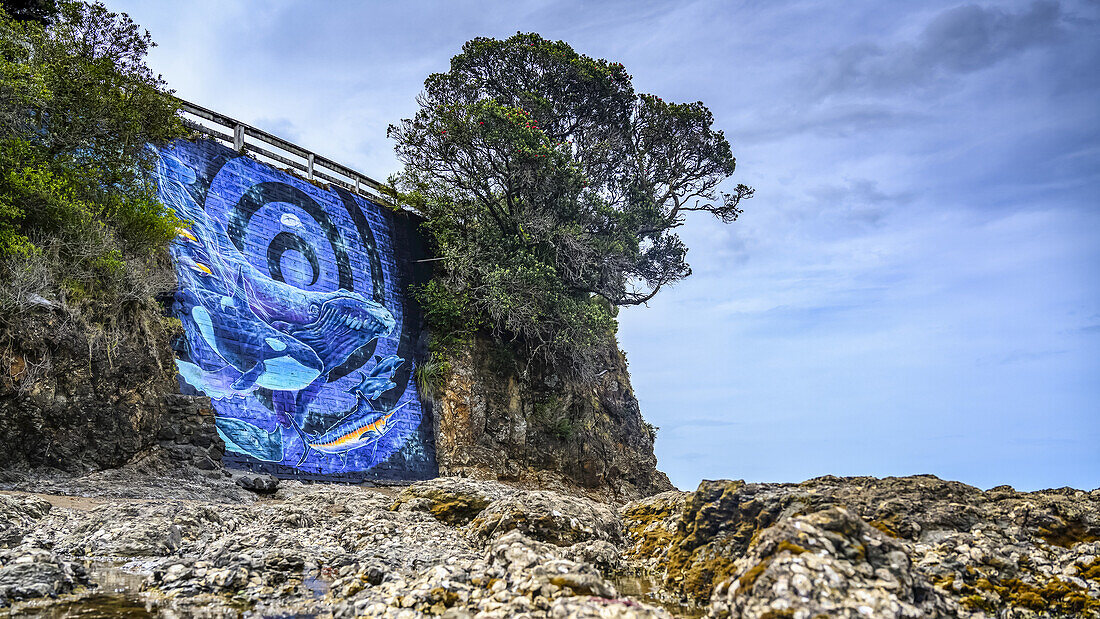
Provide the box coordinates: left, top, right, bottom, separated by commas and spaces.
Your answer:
530, 395, 575, 441
413, 353, 449, 402
413, 279, 485, 357
0, 1, 184, 318
1, 0, 56, 26
547, 417, 575, 441
389, 32, 752, 378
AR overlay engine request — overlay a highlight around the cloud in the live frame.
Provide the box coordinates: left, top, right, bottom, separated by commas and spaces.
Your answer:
663, 418, 742, 430
735, 104, 925, 143
815, 1, 1066, 96
253, 117, 300, 143
812, 179, 913, 227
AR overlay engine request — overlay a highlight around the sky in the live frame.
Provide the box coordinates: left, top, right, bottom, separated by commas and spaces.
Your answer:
111, 0, 1100, 492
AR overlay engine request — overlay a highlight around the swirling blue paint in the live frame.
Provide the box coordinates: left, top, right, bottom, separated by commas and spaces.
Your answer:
156, 140, 424, 476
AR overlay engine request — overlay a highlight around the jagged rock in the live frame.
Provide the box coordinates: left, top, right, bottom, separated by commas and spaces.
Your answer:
390, 477, 517, 525
433, 334, 673, 502
621, 476, 1100, 617
0, 547, 87, 606
799, 475, 1100, 547
52, 502, 227, 557
621, 490, 688, 575
563, 539, 621, 573
643, 480, 805, 602
232, 472, 280, 494
468, 489, 622, 547
317, 530, 669, 618
0, 307, 185, 472
0, 495, 51, 548
708, 506, 958, 618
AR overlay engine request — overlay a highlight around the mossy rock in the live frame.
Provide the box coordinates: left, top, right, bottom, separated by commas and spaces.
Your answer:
390, 478, 516, 526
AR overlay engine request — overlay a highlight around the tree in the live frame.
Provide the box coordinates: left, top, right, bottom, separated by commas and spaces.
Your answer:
389, 33, 752, 378
0, 1, 184, 315
0, 0, 56, 26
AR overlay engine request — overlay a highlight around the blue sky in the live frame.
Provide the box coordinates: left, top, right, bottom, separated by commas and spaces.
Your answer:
113, 0, 1100, 491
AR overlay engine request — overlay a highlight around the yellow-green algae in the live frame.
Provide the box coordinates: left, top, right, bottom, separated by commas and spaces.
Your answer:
1036, 516, 1100, 548
937, 570, 1100, 615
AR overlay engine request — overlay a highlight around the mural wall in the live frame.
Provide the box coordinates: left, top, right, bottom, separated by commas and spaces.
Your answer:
156, 139, 436, 482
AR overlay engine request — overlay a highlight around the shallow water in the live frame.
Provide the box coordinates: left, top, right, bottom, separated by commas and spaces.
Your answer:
13, 562, 326, 618
612, 573, 704, 618
13, 562, 155, 618
15, 562, 694, 618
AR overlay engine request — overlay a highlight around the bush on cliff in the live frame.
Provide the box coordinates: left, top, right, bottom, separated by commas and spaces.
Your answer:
388, 32, 752, 379
0, 0, 184, 319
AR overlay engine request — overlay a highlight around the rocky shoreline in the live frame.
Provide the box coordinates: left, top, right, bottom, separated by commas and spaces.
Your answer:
0, 467, 1097, 618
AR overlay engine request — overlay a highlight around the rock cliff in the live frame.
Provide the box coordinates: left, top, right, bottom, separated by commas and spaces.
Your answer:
0, 301, 192, 471
0, 274, 671, 503
431, 334, 673, 502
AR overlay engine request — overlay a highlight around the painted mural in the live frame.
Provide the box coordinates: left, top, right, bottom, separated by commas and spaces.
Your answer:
156, 139, 435, 481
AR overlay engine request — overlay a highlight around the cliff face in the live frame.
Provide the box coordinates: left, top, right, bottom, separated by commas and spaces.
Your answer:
431, 334, 673, 502
0, 298, 222, 473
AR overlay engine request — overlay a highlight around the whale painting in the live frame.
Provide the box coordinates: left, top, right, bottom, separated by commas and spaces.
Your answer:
155, 138, 436, 481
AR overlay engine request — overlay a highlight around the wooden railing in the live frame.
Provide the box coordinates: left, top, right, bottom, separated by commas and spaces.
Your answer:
175, 98, 394, 207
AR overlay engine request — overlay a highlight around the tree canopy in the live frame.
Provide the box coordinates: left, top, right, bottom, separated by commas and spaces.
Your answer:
0, 0, 184, 315
389, 33, 752, 377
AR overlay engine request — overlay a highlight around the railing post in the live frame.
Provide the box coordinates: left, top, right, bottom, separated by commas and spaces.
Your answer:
354, 177, 360, 194
233, 124, 245, 152
307, 153, 315, 180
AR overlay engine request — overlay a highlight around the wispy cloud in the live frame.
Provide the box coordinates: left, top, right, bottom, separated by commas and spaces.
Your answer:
814, 1, 1067, 96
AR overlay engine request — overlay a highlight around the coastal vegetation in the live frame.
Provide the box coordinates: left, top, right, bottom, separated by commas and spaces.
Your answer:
388, 32, 752, 380
0, 0, 183, 319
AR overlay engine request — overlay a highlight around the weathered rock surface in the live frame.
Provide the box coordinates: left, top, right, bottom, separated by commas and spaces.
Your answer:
0, 305, 190, 472
0, 547, 87, 606
0, 476, 673, 617
710, 506, 958, 618
434, 334, 674, 503
316, 530, 664, 618
0, 494, 51, 548
391, 477, 517, 525
468, 488, 623, 547
622, 475, 1100, 617
3, 471, 1099, 617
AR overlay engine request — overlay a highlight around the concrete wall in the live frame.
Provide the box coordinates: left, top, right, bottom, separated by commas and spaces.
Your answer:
155, 139, 436, 482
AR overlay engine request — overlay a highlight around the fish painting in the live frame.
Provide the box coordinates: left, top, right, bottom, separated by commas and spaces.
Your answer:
304, 399, 410, 462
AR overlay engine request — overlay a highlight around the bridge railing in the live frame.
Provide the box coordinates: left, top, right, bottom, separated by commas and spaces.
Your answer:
175, 98, 395, 208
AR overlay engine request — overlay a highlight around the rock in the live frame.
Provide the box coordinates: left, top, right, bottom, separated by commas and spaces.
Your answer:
708, 506, 957, 618
433, 334, 673, 502
0, 306, 205, 473
641, 480, 803, 602
0, 494, 51, 548
620, 490, 688, 575
233, 473, 279, 494
621, 475, 1100, 617
52, 502, 227, 557
390, 477, 516, 525
469, 489, 622, 546
0, 547, 87, 606
9, 471, 1099, 618
313, 529, 669, 618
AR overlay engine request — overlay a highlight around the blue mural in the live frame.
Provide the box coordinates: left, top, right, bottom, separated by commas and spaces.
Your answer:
156, 139, 435, 480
